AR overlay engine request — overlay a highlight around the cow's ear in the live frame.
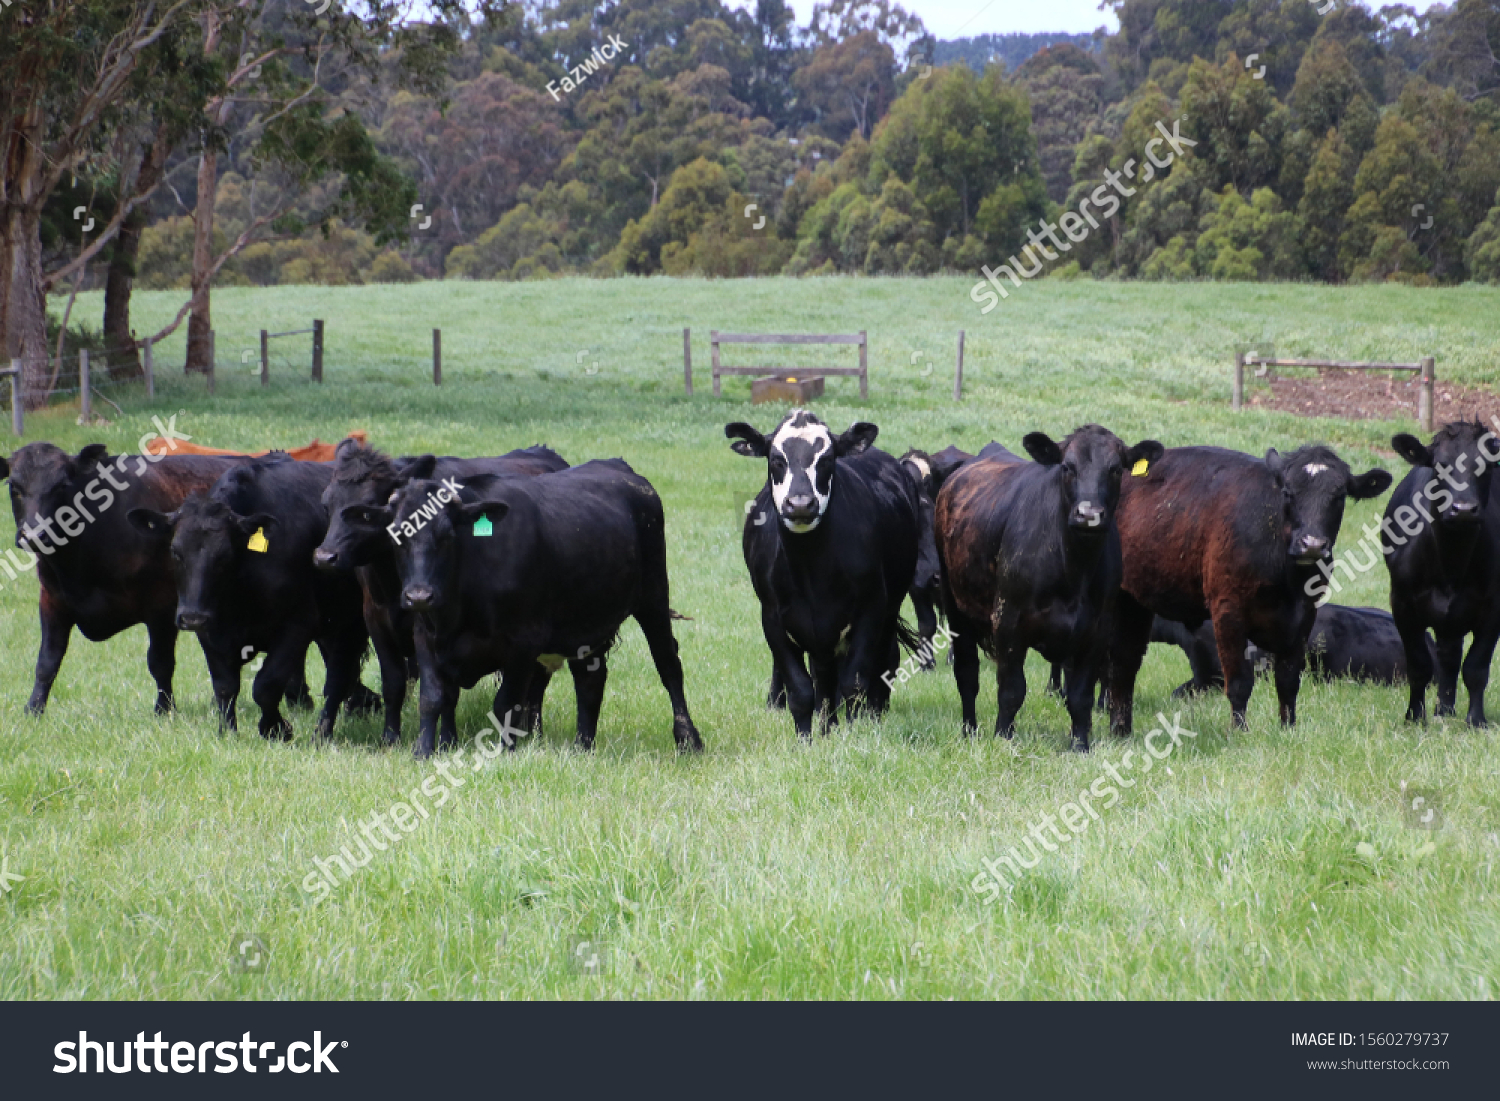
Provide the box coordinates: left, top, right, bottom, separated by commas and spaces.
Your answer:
236, 513, 277, 537
1348, 468, 1393, 500
335, 435, 364, 460
457, 500, 510, 526
341, 504, 392, 530
1264, 449, 1285, 478
127, 508, 176, 538
834, 422, 879, 457
1126, 440, 1165, 468
396, 454, 438, 482
1023, 432, 1064, 466
1391, 434, 1433, 467
725, 422, 768, 457
76, 443, 109, 471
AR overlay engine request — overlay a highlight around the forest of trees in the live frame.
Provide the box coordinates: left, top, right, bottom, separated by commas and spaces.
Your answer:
5, 0, 1500, 402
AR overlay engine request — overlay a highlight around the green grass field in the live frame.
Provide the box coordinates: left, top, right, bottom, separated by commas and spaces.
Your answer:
3, 277, 1498, 999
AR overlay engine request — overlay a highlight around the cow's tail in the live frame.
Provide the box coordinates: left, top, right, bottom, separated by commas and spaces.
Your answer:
894, 616, 925, 657
670, 609, 693, 621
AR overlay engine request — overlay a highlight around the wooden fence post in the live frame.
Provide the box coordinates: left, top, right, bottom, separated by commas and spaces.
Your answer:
143, 337, 154, 400
79, 349, 91, 423
711, 331, 721, 398
858, 330, 868, 400
7, 360, 21, 437
1419, 356, 1435, 434
683, 328, 692, 395
311, 319, 324, 383
207, 330, 215, 395
260, 329, 269, 387
954, 330, 965, 401
433, 329, 442, 385
1233, 351, 1245, 411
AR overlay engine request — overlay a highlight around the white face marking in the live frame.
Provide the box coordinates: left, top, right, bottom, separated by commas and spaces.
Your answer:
1303, 463, 1328, 476
769, 412, 834, 532
906, 456, 930, 481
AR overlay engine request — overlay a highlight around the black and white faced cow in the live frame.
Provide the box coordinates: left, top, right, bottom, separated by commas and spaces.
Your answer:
1383, 422, 1500, 726
937, 426, 1162, 751
727, 411, 921, 738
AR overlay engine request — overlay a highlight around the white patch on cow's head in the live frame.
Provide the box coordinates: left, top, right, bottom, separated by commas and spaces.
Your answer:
769, 409, 835, 532
1303, 463, 1329, 476
905, 456, 930, 481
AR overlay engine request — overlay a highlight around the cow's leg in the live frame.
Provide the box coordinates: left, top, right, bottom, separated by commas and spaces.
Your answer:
253, 634, 309, 740
1063, 659, 1099, 753
313, 633, 363, 741
437, 679, 461, 751
1392, 604, 1433, 723
1433, 633, 1463, 718
285, 655, 315, 710
413, 645, 446, 760
762, 607, 813, 739
1272, 645, 1306, 727
635, 607, 703, 752
369, 630, 408, 745
1461, 623, 1500, 727
1107, 592, 1153, 738
911, 589, 937, 671
1210, 607, 1254, 729
205, 648, 241, 733
490, 661, 536, 751
835, 614, 890, 723
993, 648, 1028, 738
27, 591, 75, 715
767, 662, 786, 709
1047, 662, 1064, 698
951, 612, 983, 735
813, 653, 841, 731
567, 653, 609, 751
144, 615, 178, 716
517, 666, 551, 738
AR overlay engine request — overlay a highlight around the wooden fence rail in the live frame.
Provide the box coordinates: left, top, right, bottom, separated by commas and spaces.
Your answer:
1234, 351, 1435, 433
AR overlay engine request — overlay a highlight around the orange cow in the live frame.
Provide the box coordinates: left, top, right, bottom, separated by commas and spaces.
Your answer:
140, 430, 368, 462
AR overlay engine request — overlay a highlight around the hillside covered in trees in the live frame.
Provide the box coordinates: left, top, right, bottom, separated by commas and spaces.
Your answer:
8, 0, 1500, 396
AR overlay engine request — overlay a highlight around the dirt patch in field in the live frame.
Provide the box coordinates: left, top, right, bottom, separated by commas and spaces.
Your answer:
1248, 368, 1500, 426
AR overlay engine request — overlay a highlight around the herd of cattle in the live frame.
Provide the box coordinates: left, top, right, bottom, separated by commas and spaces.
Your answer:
1, 409, 1495, 756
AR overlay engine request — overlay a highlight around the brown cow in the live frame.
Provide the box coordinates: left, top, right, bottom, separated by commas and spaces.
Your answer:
135, 431, 368, 463
1107, 445, 1390, 735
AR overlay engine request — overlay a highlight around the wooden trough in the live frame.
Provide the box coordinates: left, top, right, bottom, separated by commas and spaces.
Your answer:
752, 374, 825, 404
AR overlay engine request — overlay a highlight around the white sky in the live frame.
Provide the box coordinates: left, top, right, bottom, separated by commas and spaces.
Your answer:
726, 0, 1452, 39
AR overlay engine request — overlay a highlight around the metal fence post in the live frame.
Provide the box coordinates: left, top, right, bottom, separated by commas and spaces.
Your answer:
311, 319, 324, 383
433, 328, 441, 386
260, 329, 269, 387
858, 330, 868, 400
79, 349, 91, 423
683, 328, 692, 396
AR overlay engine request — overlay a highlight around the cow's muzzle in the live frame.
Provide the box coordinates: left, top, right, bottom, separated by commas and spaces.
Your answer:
1290, 534, 1329, 562
1441, 500, 1482, 525
1070, 501, 1106, 530
402, 585, 435, 611
176, 610, 209, 632
312, 547, 339, 569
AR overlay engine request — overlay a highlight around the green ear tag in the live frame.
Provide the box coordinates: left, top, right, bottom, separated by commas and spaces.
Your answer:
473, 515, 493, 537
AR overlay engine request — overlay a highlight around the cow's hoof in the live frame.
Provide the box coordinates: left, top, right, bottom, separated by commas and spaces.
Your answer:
25, 702, 45, 717
1070, 739, 1090, 754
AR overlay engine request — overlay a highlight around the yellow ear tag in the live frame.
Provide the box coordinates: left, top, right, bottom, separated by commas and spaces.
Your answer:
247, 528, 269, 553
472, 515, 493, 537
1131, 459, 1150, 477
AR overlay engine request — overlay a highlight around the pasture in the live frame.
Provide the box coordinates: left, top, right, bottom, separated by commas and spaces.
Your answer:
2, 276, 1498, 999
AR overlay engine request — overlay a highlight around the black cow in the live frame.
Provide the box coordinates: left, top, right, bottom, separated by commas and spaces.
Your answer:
1, 442, 248, 714
338, 460, 701, 757
937, 425, 1162, 751
1109, 445, 1391, 734
1152, 605, 1431, 694
1383, 422, 1500, 725
128, 456, 370, 739
727, 411, 921, 738
313, 438, 568, 746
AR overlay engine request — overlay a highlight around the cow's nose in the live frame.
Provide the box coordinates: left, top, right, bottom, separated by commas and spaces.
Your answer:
176, 611, 208, 631
402, 586, 434, 610
312, 547, 337, 569
784, 494, 815, 515
1293, 534, 1329, 558
1446, 500, 1481, 522
1070, 501, 1105, 528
